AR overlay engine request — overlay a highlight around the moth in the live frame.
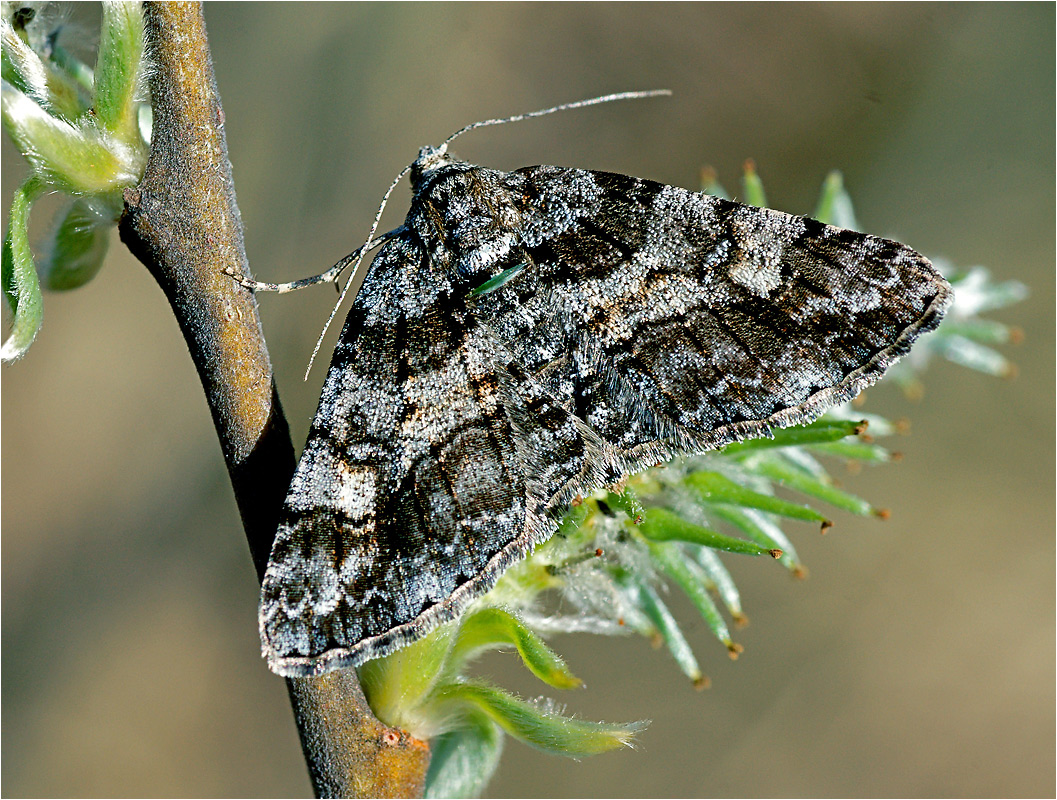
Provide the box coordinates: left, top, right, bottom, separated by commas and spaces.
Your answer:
254, 92, 952, 677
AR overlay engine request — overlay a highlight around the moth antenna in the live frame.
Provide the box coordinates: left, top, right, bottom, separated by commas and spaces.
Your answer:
305, 89, 671, 379
441, 89, 672, 150
304, 162, 415, 380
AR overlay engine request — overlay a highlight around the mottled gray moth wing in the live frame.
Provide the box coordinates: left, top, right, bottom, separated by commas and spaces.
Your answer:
260, 155, 951, 677
259, 228, 611, 676
474, 166, 952, 476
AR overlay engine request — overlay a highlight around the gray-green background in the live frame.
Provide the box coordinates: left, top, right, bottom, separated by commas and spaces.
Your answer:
3, 3, 1053, 796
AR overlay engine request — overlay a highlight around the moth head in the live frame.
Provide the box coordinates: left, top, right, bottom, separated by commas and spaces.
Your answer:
410, 144, 456, 189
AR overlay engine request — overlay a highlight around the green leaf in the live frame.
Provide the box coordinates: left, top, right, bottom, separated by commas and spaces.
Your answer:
2, 10, 91, 121
720, 418, 866, 454
810, 438, 892, 463
934, 318, 1018, 346
632, 581, 705, 686
752, 454, 876, 516
2, 177, 44, 361
489, 506, 590, 601
683, 470, 829, 524
41, 58, 92, 123
94, 1, 146, 142
2, 17, 49, 104
424, 710, 504, 800
647, 541, 737, 654
933, 334, 1014, 377
2, 82, 139, 193
706, 505, 802, 571
700, 166, 728, 199
448, 607, 582, 690
823, 407, 899, 436
428, 681, 644, 756
557, 501, 591, 536
358, 623, 456, 730
768, 445, 828, 478
947, 266, 1028, 314
39, 197, 113, 290
813, 171, 859, 230
604, 486, 645, 523
637, 507, 782, 556
741, 159, 767, 207
694, 547, 745, 623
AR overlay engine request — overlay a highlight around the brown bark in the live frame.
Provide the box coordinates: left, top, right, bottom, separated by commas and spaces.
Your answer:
118, 4, 429, 796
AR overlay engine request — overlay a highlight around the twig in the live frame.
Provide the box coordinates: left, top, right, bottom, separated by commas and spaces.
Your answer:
118, 4, 428, 796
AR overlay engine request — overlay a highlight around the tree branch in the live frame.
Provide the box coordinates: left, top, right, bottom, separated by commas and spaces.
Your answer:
119, 0, 288, 579
118, 4, 429, 796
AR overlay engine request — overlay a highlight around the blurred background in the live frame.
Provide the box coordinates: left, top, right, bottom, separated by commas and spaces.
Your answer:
2, 3, 1053, 796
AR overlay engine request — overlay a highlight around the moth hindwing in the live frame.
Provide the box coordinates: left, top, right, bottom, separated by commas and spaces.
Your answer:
259, 148, 952, 677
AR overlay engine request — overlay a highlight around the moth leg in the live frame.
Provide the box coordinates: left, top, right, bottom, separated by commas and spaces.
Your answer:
225, 226, 405, 294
